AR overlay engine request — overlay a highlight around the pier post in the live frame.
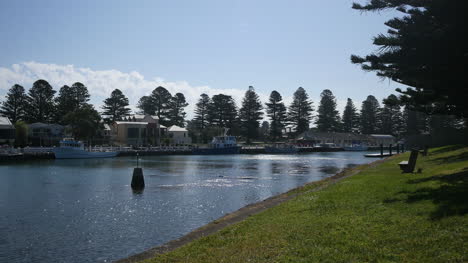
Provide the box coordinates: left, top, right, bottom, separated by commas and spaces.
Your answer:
389, 144, 392, 155
380, 144, 384, 157
397, 144, 400, 154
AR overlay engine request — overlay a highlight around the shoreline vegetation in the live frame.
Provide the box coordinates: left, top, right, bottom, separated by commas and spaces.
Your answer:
119, 145, 467, 262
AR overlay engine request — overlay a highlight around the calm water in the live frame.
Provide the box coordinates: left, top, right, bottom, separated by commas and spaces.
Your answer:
0, 152, 374, 262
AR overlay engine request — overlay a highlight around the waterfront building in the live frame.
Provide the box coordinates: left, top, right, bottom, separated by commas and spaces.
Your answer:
0, 116, 15, 145
167, 125, 191, 145
28, 122, 64, 146
111, 114, 161, 146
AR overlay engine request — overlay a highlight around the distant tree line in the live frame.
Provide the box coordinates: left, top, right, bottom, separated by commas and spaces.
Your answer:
2, 79, 464, 145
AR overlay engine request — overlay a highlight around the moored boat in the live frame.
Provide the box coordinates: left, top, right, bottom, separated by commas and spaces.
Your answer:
192, 136, 241, 155
52, 139, 118, 159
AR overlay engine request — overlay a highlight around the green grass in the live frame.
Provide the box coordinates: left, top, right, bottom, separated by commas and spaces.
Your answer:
144, 146, 468, 262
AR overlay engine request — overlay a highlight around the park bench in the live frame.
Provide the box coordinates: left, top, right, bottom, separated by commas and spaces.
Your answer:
398, 149, 419, 173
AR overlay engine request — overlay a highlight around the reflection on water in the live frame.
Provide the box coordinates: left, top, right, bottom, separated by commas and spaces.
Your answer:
0, 152, 373, 263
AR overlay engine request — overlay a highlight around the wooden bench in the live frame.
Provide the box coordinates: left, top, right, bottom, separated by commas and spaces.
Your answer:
398, 149, 419, 173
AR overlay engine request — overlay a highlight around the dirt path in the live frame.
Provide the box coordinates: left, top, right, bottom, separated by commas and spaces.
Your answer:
116, 158, 389, 263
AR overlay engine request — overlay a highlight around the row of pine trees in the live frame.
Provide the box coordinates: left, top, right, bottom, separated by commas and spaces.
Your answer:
1, 79, 460, 142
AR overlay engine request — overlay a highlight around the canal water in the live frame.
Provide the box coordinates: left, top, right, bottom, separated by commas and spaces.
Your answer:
0, 152, 374, 262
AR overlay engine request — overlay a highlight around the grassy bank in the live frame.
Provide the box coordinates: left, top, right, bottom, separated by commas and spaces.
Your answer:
144, 146, 468, 262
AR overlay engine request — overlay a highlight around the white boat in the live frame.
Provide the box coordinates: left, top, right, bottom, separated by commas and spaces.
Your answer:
344, 144, 369, 151
52, 139, 118, 159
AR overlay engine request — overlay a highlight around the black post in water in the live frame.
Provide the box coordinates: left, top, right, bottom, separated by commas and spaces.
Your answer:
397, 144, 400, 154
389, 144, 393, 155
131, 153, 145, 190
380, 144, 384, 157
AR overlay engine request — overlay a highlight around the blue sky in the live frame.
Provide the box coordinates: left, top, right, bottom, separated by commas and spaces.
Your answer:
0, 0, 405, 117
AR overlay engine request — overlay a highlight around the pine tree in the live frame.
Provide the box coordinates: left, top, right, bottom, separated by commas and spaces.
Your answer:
168, 92, 188, 127
64, 104, 102, 140
25, 79, 56, 123
54, 82, 91, 124
137, 96, 155, 115
102, 89, 131, 122
359, 95, 380, 134
0, 84, 28, 123
288, 87, 313, 135
351, 1, 468, 117
342, 98, 359, 133
316, 89, 340, 132
239, 86, 263, 143
193, 93, 211, 129
266, 90, 287, 141
151, 86, 172, 126
207, 94, 238, 128
380, 94, 404, 136
403, 106, 428, 135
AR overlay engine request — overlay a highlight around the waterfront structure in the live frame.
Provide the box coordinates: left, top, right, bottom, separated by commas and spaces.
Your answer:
296, 131, 395, 147
0, 116, 15, 145
167, 125, 191, 145
112, 115, 161, 146
28, 122, 64, 146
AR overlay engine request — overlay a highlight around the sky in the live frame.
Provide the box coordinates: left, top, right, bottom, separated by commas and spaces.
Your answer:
0, 0, 406, 119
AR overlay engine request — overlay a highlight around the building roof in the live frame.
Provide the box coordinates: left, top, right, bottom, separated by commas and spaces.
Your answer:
0, 116, 14, 129
168, 125, 187, 132
115, 121, 148, 125
0, 116, 13, 125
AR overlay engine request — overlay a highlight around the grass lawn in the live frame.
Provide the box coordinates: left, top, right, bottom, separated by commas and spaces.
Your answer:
143, 145, 468, 262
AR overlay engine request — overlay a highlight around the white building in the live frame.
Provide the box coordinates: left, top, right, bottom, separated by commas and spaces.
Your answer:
167, 125, 191, 145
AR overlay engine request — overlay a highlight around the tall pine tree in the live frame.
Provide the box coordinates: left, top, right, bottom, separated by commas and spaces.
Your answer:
102, 89, 131, 123
0, 84, 27, 123
342, 98, 359, 133
288, 87, 313, 135
25, 79, 56, 123
380, 94, 404, 136
151, 86, 173, 126
54, 82, 91, 124
137, 96, 155, 115
266, 90, 287, 141
207, 94, 238, 128
316, 89, 340, 132
168, 92, 188, 127
239, 86, 263, 143
359, 95, 380, 134
193, 93, 211, 129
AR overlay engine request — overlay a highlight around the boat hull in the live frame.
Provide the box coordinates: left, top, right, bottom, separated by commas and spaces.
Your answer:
192, 146, 241, 155
53, 149, 118, 159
